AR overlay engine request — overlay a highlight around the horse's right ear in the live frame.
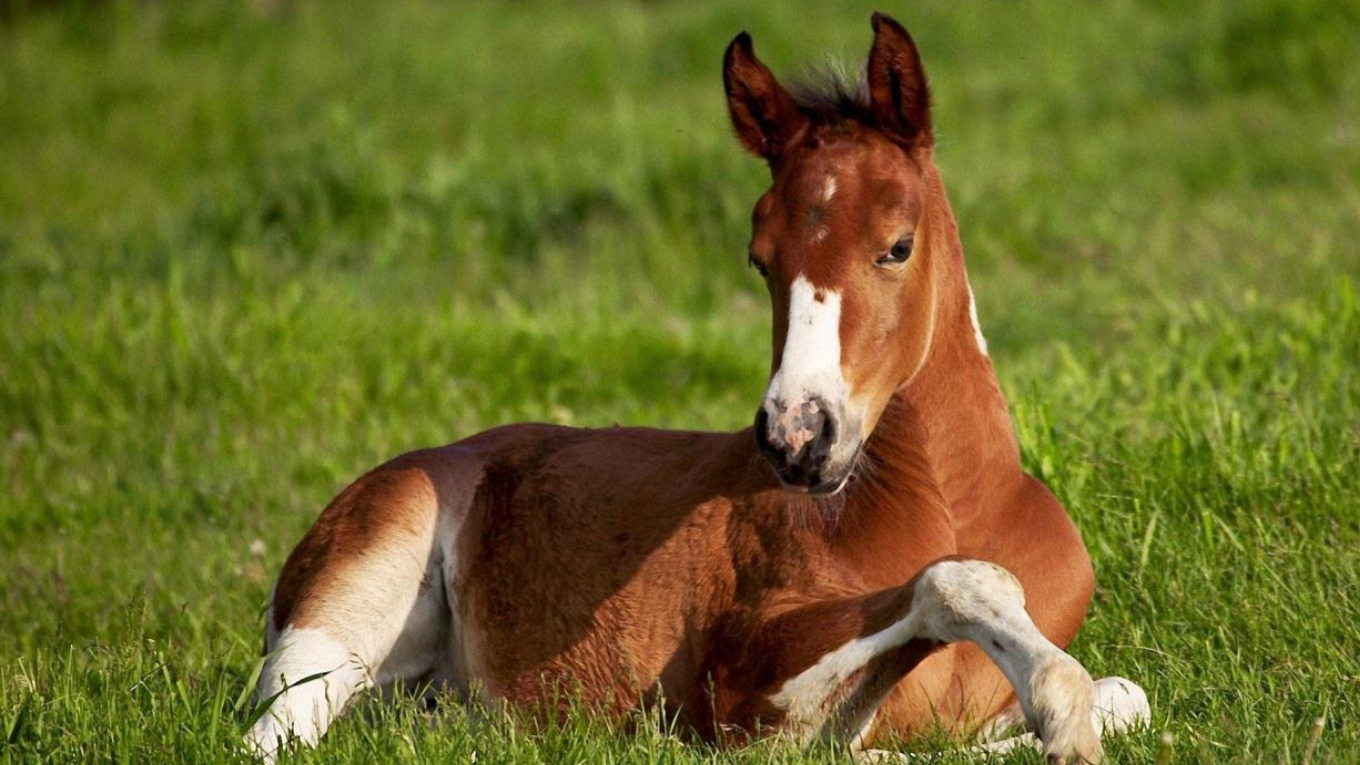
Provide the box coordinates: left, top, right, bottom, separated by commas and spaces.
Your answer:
723, 32, 807, 161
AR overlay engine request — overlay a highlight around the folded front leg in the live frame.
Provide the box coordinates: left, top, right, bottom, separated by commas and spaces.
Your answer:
976, 676, 1150, 758
723, 558, 1102, 764
908, 559, 1103, 763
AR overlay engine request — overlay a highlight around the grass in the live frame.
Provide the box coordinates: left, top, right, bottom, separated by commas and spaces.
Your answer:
2, 0, 1359, 762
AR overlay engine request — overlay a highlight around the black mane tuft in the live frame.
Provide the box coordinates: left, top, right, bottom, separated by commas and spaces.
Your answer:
785, 62, 873, 124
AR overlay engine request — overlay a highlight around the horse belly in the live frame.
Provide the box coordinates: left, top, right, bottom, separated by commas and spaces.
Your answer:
454, 498, 708, 712
441, 425, 745, 716
459, 574, 694, 714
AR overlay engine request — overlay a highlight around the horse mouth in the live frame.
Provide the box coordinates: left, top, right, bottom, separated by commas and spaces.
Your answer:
774, 473, 847, 496
768, 445, 861, 497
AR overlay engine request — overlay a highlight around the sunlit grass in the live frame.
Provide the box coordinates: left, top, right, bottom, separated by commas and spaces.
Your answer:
2, 0, 1358, 762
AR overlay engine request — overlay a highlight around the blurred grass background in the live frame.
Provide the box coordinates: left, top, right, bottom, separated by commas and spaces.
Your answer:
1, 0, 1359, 762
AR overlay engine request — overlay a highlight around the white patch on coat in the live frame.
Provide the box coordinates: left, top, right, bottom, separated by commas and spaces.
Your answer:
967, 283, 989, 356
821, 174, 837, 203
765, 276, 848, 414
762, 275, 862, 468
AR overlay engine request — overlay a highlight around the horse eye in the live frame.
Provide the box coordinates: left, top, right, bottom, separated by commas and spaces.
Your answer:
748, 254, 769, 277
876, 236, 913, 266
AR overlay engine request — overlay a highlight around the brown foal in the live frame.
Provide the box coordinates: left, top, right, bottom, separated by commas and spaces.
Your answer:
247, 13, 1148, 764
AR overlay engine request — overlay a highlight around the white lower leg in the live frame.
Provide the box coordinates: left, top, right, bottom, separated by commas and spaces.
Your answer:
767, 608, 930, 744
858, 676, 1148, 763
768, 560, 1105, 763
981, 677, 1152, 741
976, 676, 1150, 759
912, 560, 1102, 764
246, 627, 370, 762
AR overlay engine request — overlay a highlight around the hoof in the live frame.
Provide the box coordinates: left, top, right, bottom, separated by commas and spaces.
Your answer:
1093, 676, 1151, 734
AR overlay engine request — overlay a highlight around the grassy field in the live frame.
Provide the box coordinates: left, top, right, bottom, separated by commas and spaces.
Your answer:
3, 0, 1360, 762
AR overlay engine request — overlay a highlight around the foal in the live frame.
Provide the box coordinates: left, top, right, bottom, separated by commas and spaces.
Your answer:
247, 14, 1148, 763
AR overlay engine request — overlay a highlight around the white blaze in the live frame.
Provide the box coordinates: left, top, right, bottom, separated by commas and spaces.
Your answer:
765, 276, 848, 411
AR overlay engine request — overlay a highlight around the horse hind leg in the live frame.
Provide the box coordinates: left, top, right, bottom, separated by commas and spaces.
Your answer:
245, 467, 459, 762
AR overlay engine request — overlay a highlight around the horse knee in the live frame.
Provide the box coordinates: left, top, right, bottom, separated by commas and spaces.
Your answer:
913, 559, 1026, 641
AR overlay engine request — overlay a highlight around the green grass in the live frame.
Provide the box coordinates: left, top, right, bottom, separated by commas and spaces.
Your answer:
2, 0, 1359, 762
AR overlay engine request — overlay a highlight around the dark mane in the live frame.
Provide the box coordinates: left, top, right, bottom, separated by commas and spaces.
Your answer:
786, 63, 874, 124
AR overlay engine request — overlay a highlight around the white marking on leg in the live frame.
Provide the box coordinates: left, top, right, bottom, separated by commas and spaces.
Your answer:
851, 712, 879, 752
912, 560, 1100, 763
974, 677, 1149, 759
247, 627, 368, 762
768, 560, 1101, 763
769, 608, 927, 740
246, 463, 484, 760
966, 283, 988, 356
247, 549, 450, 760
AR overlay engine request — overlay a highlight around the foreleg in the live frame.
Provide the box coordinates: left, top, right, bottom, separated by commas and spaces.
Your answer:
730, 558, 1103, 764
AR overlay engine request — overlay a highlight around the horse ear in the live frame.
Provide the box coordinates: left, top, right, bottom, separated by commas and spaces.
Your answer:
723, 32, 807, 160
867, 13, 932, 149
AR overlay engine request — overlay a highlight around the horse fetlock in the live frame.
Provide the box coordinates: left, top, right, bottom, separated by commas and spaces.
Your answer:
1027, 655, 1102, 764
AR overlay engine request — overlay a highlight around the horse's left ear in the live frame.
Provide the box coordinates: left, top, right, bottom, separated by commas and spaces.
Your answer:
867, 12, 932, 150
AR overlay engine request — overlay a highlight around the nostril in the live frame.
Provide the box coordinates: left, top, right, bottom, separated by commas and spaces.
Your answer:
808, 411, 837, 463
753, 408, 784, 464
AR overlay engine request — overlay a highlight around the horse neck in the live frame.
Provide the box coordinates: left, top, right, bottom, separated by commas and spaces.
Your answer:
844, 166, 1023, 550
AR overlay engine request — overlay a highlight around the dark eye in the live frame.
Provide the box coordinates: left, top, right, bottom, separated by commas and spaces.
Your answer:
876, 236, 913, 266
748, 254, 769, 277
